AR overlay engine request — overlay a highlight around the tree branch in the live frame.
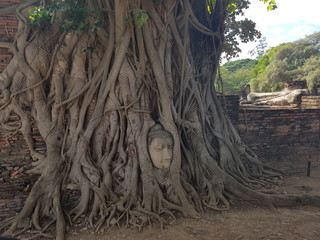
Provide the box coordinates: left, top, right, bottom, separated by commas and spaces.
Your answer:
0, 0, 39, 16
0, 41, 13, 49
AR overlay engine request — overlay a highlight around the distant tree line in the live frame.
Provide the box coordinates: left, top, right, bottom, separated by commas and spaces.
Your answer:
220, 32, 320, 95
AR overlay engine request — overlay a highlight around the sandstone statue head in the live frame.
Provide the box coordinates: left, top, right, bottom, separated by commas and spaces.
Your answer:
147, 124, 174, 169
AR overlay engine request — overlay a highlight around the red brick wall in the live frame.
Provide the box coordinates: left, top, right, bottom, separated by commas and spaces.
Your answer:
221, 96, 320, 166
237, 108, 320, 151
0, 114, 42, 219
0, 0, 20, 72
221, 96, 320, 150
301, 96, 320, 109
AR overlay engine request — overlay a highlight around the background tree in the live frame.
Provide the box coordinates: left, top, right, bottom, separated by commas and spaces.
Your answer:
0, 1, 319, 240
249, 32, 320, 93
223, 0, 262, 59
304, 56, 320, 95
249, 36, 268, 58
218, 58, 257, 94
223, 0, 276, 60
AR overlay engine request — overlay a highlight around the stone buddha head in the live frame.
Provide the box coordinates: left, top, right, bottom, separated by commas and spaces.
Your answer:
147, 124, 174, 169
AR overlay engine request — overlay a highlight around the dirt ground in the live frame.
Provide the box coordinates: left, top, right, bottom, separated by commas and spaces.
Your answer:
63, 169, 320, 240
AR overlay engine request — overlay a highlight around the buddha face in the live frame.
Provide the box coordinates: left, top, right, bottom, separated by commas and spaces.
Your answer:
148, 136, 174, 169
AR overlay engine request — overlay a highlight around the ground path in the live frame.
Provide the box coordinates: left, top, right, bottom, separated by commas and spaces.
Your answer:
65, 171, 320, 240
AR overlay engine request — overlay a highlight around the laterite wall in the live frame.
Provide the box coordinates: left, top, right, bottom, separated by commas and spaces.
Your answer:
0, 0, 19, 72
0, 115, 40, 219
222, 95, 320, 152
237, 106, 320, 158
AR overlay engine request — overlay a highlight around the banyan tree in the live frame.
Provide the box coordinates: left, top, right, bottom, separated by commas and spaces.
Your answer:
0, 0, 319, 239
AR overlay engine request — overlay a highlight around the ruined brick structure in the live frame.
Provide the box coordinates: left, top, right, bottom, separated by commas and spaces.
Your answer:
301, 96, 320, 109
0, 0, 19, 72
284, 80, 307, 90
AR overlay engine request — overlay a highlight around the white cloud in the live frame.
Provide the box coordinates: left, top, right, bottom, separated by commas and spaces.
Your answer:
247, 0, 320, 26
289, 24, 319, 39
232, 0, 320, 60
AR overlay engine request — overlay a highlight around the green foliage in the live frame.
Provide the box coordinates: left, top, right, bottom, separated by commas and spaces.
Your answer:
132, 9, 149, 28
60, 6, 91, 33
249, 43, 287, 91
249, 37, 268, 58
207, 0, 243, 14
219, 59, 257, 94
249, 32, 320, 93
28, 4, 57, 29
28, 0, 103, 34
227, 2, 237, 14
122, 9, 149, 28
223, 0, 277, 59
303, 57, 320, 93
223, 58, 258, 72
206, 0, 216, 14
223, 1, 259, 59
259, 0, 277, 11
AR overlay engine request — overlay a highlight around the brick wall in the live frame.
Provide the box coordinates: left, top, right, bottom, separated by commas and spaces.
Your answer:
220, 96, 320, 149
218, 95, 239, 121
0, 114, 43, 219
301, 96, 320, 109
237, 108, 320, 154
0, 0, 20, 72
223, 96, 320, 166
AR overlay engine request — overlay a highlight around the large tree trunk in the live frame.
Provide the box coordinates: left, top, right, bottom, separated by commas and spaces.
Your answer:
1, 0, 319, 239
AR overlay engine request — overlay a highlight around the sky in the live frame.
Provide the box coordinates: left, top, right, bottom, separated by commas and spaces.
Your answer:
233, 0, 320, 60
